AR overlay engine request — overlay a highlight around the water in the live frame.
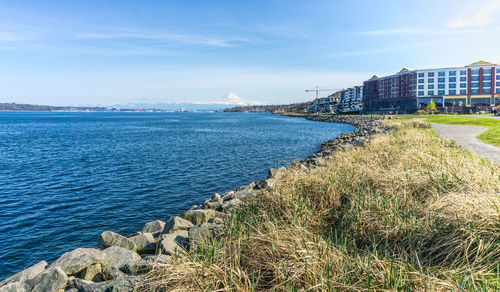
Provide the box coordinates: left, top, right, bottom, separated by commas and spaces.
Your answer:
0, 112, 354, 278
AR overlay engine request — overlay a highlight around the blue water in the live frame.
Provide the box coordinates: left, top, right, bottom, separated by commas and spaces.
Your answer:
0, 112, 354, 279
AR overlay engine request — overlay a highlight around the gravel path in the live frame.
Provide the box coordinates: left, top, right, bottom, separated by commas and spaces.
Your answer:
430, 123, 500, 164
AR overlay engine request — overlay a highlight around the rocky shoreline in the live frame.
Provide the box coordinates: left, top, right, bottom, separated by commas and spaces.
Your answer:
0, 114, 387, 292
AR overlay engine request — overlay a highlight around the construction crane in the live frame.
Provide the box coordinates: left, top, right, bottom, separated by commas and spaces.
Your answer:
305, 87, 339, 99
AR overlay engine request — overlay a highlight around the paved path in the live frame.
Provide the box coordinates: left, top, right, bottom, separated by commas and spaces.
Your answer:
430, 123, 500, 164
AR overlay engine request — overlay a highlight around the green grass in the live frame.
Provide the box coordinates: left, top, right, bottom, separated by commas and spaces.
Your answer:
395, 114, 500, 147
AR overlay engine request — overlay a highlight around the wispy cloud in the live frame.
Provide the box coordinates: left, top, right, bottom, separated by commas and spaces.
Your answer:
328, 43, 429, 58
447, 0, 500, 28
74, 30, 252, 47
351, 28, 478, 36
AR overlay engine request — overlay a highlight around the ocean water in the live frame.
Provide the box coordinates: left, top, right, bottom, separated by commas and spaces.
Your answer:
0, 112, 354, 279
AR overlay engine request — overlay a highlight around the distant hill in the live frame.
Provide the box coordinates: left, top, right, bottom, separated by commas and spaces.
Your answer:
224, 101, 312, 113
0, 103, 107, 112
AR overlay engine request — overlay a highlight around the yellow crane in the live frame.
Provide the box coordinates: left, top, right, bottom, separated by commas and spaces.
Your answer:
305, 87, 339, 99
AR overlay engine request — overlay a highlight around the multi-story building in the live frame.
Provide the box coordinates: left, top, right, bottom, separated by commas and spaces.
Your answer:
336, 86, 363, 112
306, 97, 336, 113
363, 61, 500, 113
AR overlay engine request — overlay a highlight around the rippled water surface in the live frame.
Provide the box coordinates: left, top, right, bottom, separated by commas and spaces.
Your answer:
0, 112, 354, 278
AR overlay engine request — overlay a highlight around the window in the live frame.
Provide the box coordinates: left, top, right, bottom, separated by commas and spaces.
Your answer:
418, 79, 424, 83
497, 75, 500, 80
418, 91, 424, 96
428, 72, 434, 77
460, 83, 467, 88
449, 71, 456, 76
438, 77, 445, 83
418, 85, 424, 89
471, 82, 479, 87
471, 89, 479, 94
460, 70, 467, 75
438, 71, 445, 76
449, 90, 456, 95
496, 81, 500, 87
428, 84, 434, 89
483, 82, 491, 87
497, 88, 500, 93
428, 78, 434, 83
460, 89, 467, 94
418, 73, 424, 77
438, 90, 445, 95
484, 75, 491, 81
460, 77, 467, 82
484, 88, 491, 93
471, 76, 479, 81
471, 69, 479, 75
449, 77, 456, 82
484, 69, 491, 74
449, 83, 456, 88
428, 90, 434, 95
497, 68, 500, 73
438, 84, 445, 89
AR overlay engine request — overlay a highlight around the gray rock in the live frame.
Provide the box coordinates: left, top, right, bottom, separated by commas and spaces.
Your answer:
26, 267, 67, 292
70, 276, 139, 292
49, 248, 103, 275
141, 220, 166, 234
188, 223, 225, 245
163, 216, 194, 234
159, 231, 188, 255
101, 266, 126, 280
221, 191, 235, 201
0, 282, 30, 292
208, 217, 225, 224
0, 261, 47, 287
79, 263, 102, 281
129, 232, 157, 254
124, 254, 172, 275
232, 188, 258, 200
182, 209, 225, 225
98, 231, 137, 252
102, 246, 142, 270
221, 198, 242, 213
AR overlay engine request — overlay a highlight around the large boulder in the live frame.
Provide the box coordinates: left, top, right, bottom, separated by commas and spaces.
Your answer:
221, 198, 242, 213
102, 246, 141, 271
141, 220, 165, 234
101, 266, 126, 281
98, 231, 137, 252
79, 263, 102, 281
188, 223, 224, 245
159, 231, 188, 255
128, 232, 157, 254
182, 209, 225, 225
49, 248, 103, 275
0, 261, 47, 287
203, 193, 223, 210
69, 276, 139, 292
26, 267, 67, 292
124, 254, 172, 275
163, 216, 193, 234
0, 282, 30, 292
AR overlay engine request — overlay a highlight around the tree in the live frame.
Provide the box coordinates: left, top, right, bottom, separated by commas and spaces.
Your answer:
426, 99, 437, 114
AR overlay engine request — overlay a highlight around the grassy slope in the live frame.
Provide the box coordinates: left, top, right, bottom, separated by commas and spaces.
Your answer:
395, 115, 500, 147
141, 120, 500, 291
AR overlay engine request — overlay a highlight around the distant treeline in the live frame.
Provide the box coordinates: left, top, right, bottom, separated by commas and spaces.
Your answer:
0, 103, 107, 112
224, 101, 312, 113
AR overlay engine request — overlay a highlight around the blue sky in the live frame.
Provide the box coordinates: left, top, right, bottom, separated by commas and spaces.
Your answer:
1, 0, 500, 106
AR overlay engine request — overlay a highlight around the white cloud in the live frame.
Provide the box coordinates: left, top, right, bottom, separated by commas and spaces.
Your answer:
74, 30, 251, 48
447, 0, 500, 28
351, 28, 478, 36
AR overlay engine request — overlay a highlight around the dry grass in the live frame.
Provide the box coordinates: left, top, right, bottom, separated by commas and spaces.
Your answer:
139, 120, 500, 291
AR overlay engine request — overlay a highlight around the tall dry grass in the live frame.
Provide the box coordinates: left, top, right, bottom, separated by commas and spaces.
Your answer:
140, 120, 500, 291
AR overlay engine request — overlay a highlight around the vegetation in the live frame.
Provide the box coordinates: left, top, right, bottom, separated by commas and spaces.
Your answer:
140, 120, 500, 291
224, 102, 312, 113
397, 114, 500, 147
425, 99, 437, 113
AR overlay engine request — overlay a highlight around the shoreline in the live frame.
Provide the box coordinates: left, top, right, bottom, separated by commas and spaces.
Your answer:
0, 114, 387, 291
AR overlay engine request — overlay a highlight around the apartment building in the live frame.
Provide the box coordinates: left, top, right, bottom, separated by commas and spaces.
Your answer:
363, 61, 500, 113
336, 86, 363, 113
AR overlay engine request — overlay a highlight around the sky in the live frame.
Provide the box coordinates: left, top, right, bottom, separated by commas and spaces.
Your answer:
1, 0, 500, 106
